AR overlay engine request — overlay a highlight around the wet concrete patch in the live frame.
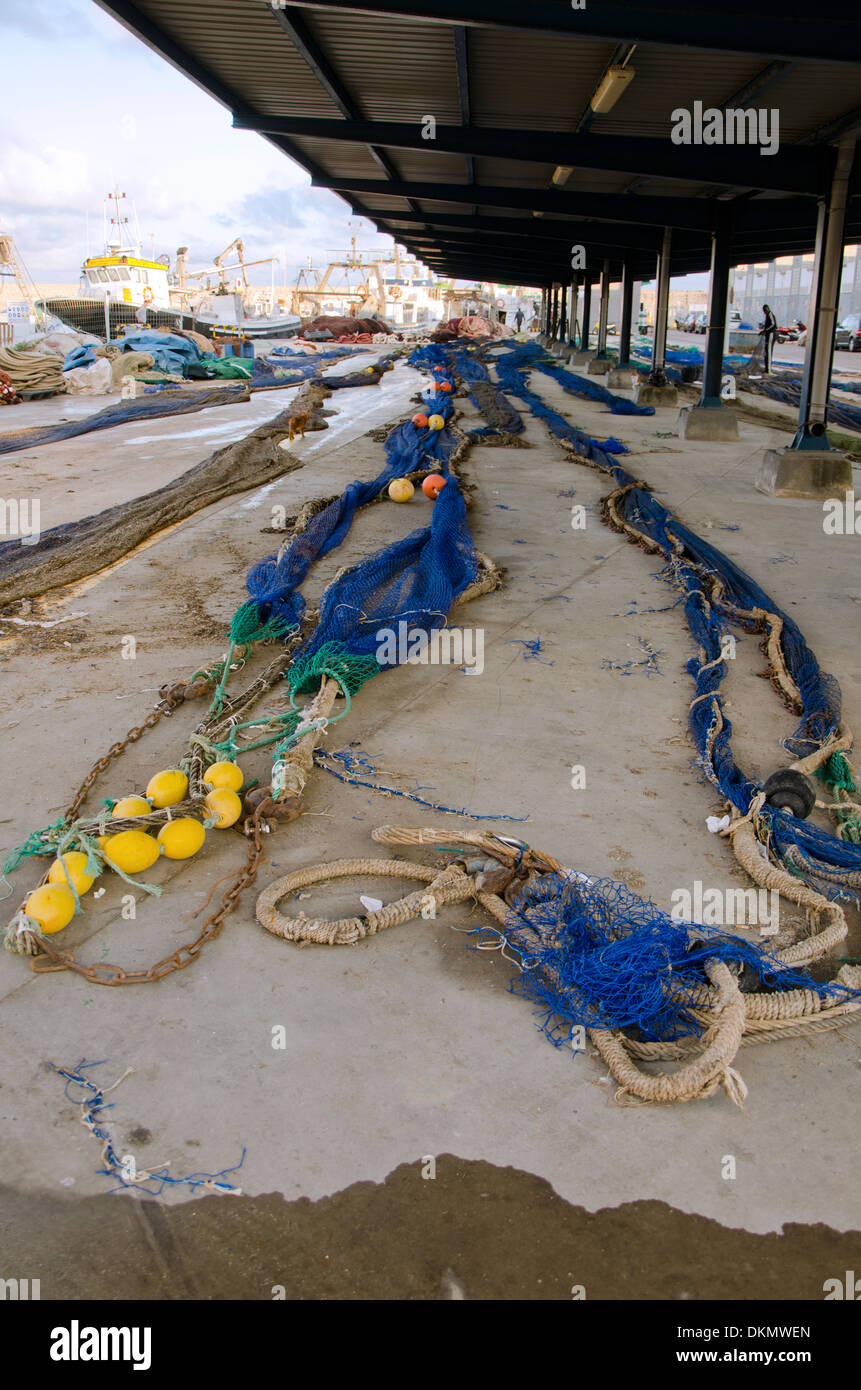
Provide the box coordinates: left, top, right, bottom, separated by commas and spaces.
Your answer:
2, 1157, 858, 1300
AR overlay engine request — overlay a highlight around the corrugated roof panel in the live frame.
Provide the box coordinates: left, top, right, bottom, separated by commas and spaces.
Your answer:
286, 137, 385, 181
472, 158, 557, 187
104, 1, 860, 284
468, 30, 616, 130
385, 148, 473, 181
141, 0, 341, 117
304, 10, 463, 124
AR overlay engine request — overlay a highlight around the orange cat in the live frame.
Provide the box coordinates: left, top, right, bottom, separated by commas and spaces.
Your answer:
288, 412, 310, 443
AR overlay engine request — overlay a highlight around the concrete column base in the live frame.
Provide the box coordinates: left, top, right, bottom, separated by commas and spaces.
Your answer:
568, 349, 592, 366
636, 382, 679, 407
756, 447, 852, 499
607, 367, 637, 389
587, 357, 613, 376
678, 404, 739, 441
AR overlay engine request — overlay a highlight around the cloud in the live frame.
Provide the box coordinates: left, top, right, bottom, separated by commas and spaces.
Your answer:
2, 0, 90, 39
0, 142, 95, 213
1, 0, 407, 286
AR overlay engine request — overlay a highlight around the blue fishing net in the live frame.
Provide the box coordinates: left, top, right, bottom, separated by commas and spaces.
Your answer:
496, 341, 656, 416
505, 870, 856, 1043
241, 395, 462, 642
299, 474, 479, 661
496, 365, 861, 906
0, 384, 249, 457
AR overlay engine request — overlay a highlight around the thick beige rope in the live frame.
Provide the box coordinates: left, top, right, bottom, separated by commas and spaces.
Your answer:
256, 856, 510, 945
255, 825, 860, 1107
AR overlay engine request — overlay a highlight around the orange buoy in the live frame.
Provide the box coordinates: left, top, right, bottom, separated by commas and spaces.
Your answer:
422, 474, 447, 499
438, 380, 453, 392
412, 412, 428, 428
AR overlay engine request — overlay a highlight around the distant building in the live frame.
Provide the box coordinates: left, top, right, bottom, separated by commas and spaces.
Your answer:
730, 245, 861, 327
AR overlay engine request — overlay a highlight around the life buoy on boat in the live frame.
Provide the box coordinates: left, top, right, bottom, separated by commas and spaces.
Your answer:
389, 286, 402, 300
142, 286, 154, 305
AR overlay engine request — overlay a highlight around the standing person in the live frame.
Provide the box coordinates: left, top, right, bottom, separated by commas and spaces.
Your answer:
514, 306, 525, 332
760, 303, 778, 373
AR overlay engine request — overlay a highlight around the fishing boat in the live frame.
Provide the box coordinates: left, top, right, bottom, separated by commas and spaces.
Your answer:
288, 238, 443, 329
40, 191, 301, 342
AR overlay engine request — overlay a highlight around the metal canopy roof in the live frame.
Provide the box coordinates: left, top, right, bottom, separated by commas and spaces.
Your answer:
97, 0, 861, 286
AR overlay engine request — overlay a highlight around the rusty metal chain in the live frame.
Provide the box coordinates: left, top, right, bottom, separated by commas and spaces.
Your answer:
24, 652, 289, 986
30, 809, 267, 986
65, 679, 203, 822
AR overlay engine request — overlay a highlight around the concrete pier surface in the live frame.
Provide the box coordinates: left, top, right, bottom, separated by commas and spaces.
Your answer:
1, 355, 859, 1300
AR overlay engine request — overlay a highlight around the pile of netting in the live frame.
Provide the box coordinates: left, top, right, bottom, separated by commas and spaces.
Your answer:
739, 373, 861, 435
471, 341, 634, 468
503, 341, 655, 416
493, 348, 861, 902
0, 347, 405, 458
602, 468, 861, 902
505, 871, 852, 1045
409, 343, 524, 440
633, 343, 861, 435
236, 374, 468, 654
1, 351, 500, 978
0, 383, 250, 457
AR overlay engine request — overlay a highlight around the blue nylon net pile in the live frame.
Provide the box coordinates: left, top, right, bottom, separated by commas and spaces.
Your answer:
0, 383, 250, 457
411, 343, 525, 439
504, 871, 853, 1044
503, 341, 656, 416
489, 345, 861, 909
240, 374, 478, 667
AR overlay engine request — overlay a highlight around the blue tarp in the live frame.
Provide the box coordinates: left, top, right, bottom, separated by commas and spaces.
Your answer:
62, 345, 98, 372
110, 331, 202, 374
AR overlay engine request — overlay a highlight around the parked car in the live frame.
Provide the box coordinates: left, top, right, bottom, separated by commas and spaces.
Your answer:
674, 311, 691, 330
691, 312, 708, 334
835, 313, 861, 352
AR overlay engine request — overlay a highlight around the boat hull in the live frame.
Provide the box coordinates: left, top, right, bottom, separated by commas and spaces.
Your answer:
40, 298, 302, 342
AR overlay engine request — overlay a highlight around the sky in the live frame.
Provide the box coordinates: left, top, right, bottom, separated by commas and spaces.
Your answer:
1, 0, 708, 293
0, 0, 399, 288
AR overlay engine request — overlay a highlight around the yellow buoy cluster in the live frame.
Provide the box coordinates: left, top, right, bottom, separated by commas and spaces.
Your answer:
23, 761, 245, 936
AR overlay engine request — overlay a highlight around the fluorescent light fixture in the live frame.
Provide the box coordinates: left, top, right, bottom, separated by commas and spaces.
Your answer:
533, 210, 545, 218
552, 165, 574, 186
589, 64, 635, 114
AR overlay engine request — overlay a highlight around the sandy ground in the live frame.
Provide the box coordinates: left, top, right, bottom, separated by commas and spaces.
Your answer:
1, 349, 860, 1299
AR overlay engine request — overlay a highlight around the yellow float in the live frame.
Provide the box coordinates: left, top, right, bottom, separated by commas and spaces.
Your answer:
157, 818, 206, 860
203, 761, 244, 792
387, 478, 415, 503
48, 851, 95, 896
145, 769, 188, 809
204, 788, 243, 829
25, 883, 76, 935
103, 829, 160, 875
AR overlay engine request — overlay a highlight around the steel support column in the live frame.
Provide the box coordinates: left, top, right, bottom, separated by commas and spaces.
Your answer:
618, 258, 634, 365
700, 208, 733, 408
568, 275, 580, 346
596, 259, 611, 355
649, 227, 672, 386
559, 282, 568, 342
581, 278, 592, 350
793, 135, 856, 449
